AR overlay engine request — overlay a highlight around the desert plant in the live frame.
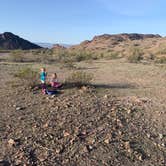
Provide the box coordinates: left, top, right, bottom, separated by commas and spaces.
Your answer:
128, 48, 144, 63
65, 71, 93, 87
148, 53, 155, 60
104, 52, 120, 60
15, 67, 39, 88
155, 57, 166, 64
10, 50, 25, 62
61, 59, 76, 69
157, 48, 166, 55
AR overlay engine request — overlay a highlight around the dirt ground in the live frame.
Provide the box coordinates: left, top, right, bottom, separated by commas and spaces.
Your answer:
0, 59, 166, 165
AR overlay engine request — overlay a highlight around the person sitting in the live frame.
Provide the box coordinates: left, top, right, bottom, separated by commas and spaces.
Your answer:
50, 73, 62, 88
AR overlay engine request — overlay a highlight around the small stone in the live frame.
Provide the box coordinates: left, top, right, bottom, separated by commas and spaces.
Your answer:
159, 133, 163, 139
161, 143, 165, 147
104, 139, 110, 144
86, 145, 93, 152
8, 139, 15, 147
43, 122, 49, 128
37, 151, 49, 162
55, 149, 60, 154
63, 132, 70, 137
138, 154, 143, 161
16, 107, 23, 111
147, 133, 150, 138
127, 109, 131, 114
104, 95, 108, 99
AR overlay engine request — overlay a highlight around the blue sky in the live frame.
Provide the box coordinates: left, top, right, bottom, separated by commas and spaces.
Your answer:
0, 0, 165, 44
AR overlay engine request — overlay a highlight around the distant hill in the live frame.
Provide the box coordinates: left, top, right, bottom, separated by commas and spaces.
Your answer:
36, 43, 54, 48
70, 33, 162, 52
0, 32, 41, 50
36, 43, 72, 48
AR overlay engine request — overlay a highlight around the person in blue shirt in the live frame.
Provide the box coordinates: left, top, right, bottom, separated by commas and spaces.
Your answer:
40, 67, 47, 84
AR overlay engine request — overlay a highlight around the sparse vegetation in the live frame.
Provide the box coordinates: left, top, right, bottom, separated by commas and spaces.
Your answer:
65, 71, 93, 87
127, 48, 144, 63
10, 50, 25, 62
14, 67, 39, 88
155, 56, 166, 64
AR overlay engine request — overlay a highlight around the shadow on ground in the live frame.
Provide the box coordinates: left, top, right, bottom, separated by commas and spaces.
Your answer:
61, 82, 136, 90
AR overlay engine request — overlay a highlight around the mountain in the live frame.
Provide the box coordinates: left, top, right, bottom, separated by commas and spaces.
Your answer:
0, 32, 41, 50
70, 33, 162, 52
36, 43, 54, 48
36, 43, 72, 48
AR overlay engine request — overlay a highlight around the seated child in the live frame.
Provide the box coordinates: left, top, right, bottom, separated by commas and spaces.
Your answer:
50, 73, 62, 88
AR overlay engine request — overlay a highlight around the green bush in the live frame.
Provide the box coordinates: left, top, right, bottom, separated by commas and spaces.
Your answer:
15, 68, 39, 87
155, 57, 166, 64
128, 48, 144, 63
65, 71, 93, 87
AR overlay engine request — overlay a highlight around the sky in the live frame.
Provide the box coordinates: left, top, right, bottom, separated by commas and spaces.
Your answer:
0, 0, 165, 44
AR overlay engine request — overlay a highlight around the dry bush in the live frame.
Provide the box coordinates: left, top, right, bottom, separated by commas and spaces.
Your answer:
155, 57, 166, 64
10, 50, 25, 62
14, 67, 39, 88
104, 51, 120, 60
65, 71, 93, 87
128, 48, 144, 63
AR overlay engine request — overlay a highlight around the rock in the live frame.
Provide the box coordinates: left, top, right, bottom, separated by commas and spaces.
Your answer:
8, 139, 15, 147
63, 132, 70, 137
16, 107, 23, 111
86, 145, 93, 152
43, 123, 49, 128
104, 139, 110, 144
37, 151, 49, 162
124, 141, 132, 153
159, 133, 163, 139
55, 149, 61, 154
127, 109, 131, 114
146, 133, 151, 138
103, 95, 108, 99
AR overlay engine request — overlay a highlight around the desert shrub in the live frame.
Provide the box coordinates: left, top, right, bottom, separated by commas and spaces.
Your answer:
102, 51, 121, 60
10, 50, 25, 62
128, 48, 144, 63
61, 59, 76, 69
14, 67, 39, 88
155, 57, 166, 64
147, 53, 156, 61
157, 48, 166, 55
65, 71, 93, 87
72, 51, 98, 62
106, 52, 120, 59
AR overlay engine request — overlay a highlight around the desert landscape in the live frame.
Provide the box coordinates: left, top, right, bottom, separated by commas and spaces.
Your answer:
0, 31, 165, 165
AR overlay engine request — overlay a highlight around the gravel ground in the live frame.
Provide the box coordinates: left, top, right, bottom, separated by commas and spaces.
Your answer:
0, 63, 165, 166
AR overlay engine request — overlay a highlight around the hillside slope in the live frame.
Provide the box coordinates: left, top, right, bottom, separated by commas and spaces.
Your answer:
0, 32, 41, 50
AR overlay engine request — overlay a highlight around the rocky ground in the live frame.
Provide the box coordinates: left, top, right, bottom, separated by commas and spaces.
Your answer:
0, 62, 166, 166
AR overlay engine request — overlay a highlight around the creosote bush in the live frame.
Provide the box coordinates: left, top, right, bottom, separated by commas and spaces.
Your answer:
128, 48, 144, 63
65, 71, 93, 87
155, 57, 166, 64
15, 68, 39, 88
10, 50, 25, 62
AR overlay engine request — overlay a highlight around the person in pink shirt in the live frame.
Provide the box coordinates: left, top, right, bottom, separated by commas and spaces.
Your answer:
49, 73, 62, 88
